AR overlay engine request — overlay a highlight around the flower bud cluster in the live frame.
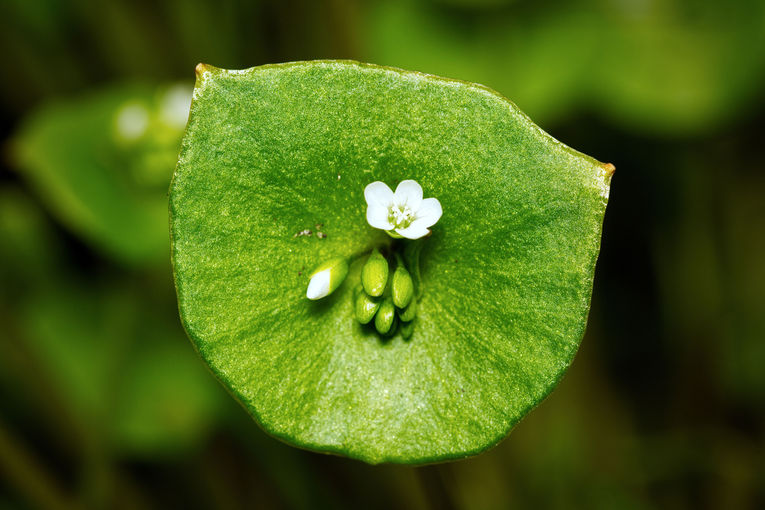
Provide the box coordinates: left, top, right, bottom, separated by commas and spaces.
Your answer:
304, 180, 436, 339
355, 249, 416, 338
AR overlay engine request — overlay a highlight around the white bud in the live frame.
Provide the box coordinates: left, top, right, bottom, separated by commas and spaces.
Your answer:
306, 268, 331, 300
306, 257, 348, 300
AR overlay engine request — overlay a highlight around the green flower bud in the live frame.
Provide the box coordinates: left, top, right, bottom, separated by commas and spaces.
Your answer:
391, 264, 414, 309
398, 298, 417, 322
354, 292, 380, 324
374, 297, 396, 335
399, 319, 414, 340
362, 248, 388, 297
384, 315, 399, 338
306, 257, 348, 300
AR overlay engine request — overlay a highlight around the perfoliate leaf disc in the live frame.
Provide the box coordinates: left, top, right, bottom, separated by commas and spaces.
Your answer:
170, 61, 612, 464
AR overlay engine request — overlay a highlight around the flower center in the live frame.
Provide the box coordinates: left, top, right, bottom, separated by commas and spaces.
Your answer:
388, 204, 415, 229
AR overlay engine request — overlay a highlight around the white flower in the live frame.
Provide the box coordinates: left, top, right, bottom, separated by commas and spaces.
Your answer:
115, 102, 149, 141
364, 180, 443, 240
159, 84, 193, 130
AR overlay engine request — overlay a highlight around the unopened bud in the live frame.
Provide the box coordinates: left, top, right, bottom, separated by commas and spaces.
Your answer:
355, 291, 380, 324
384, 315, 399, 338
391, 264, 414, 309
374, 297, 396, 335
399, 320, 414, 340
361, 248, 388, 297
306, 257, 348, 300
398, 298, 417, 322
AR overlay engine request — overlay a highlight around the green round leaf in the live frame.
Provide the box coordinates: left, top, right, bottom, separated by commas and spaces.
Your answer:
170, 60, 612, 464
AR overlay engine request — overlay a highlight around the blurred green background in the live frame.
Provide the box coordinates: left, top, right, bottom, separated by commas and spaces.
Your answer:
1, 0, 764, 508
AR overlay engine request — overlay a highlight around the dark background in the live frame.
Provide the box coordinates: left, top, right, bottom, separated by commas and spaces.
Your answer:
1, 0, 764, 508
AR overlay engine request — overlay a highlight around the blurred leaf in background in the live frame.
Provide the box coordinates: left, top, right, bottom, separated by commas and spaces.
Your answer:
11, 84, 191, 265
17, 280, 225, 457
361, 0, 765, 135
0, 187, 227, 455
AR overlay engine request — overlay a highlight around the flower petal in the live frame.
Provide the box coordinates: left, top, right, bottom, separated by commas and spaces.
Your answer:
414, 197, 442, 227
367, 204, 394, 230
395, 224, 431, 240
394, 180, 423, 210
364, 181, 394, 208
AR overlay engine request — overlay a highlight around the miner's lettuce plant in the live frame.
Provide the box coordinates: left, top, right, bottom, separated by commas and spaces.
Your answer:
169, 60, 613, 464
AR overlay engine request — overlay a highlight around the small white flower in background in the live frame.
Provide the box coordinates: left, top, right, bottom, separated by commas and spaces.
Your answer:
159, 84, 193, 130
115, 102, 149, 141
364, 180, 442, 240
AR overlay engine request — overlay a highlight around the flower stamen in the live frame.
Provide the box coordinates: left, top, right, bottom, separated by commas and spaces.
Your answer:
389, 204, 415, 229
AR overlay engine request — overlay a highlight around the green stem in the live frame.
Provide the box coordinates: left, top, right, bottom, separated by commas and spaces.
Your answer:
402, 240, 424, 301
347, 248, 371, 266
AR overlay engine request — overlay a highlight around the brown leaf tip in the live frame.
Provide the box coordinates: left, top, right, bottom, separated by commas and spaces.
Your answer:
195, 63, 209, 78
602, 163, 616, 177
